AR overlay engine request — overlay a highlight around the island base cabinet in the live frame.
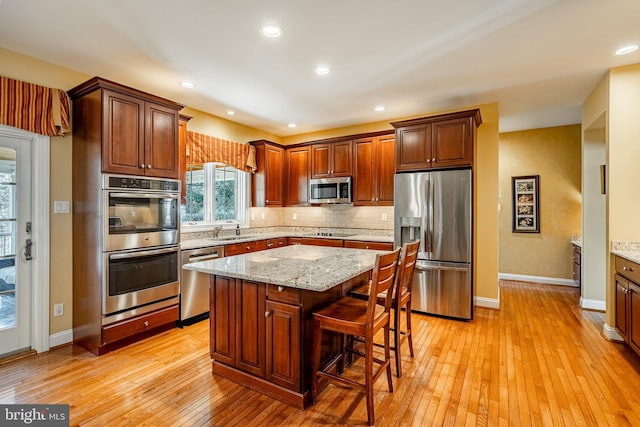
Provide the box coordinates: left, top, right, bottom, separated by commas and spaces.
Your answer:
209, 272, 369, 409
614, 256, 640, 357
266, 300, 301, 390
210, 276, 236, 365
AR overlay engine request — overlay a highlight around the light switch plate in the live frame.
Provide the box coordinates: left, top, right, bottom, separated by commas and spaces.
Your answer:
53, 201, 70, 214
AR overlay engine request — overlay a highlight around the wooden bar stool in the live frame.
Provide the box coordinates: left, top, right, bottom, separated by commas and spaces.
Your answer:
349, 240, 420, 378
311, 248, 401, 426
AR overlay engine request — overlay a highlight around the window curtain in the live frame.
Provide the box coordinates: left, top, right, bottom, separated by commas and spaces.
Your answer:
187, 130, 257, 173
0, 76, 71, 136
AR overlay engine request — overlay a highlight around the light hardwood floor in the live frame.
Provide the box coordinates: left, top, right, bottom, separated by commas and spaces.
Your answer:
2, 280, 640, 426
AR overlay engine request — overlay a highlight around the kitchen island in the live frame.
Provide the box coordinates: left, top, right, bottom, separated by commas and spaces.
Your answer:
183, 245, 386, 409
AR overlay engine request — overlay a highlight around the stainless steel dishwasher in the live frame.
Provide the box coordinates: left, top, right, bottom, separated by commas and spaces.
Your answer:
180, 245, 224, 323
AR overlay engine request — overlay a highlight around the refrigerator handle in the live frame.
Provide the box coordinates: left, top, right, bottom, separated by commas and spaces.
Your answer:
429, 177, 434, 252
425, 179, 431, 253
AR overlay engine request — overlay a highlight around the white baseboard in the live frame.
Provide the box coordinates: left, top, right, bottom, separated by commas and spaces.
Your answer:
498, 273, 577, 287
475, 285, 500, 310
580, 297, 606, 312
49, 329, 73, 349
603, 322, 624, 342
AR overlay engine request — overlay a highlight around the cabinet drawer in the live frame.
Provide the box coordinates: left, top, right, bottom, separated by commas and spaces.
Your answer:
266, 238, 287, 249
344, 240, 393, 251
267, 284, 301, 304
102, 305, 178, 345
225, 239, 268, 256
300, 237, 343, 247
288, 237, 302, 245
616, 256, 640, 284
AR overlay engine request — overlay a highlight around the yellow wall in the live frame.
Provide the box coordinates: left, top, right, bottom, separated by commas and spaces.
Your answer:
498, 125, 581, 279
182, 107, 281, 144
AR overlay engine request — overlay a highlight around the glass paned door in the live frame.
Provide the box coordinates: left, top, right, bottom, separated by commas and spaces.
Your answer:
0, 130, 32, 357
0, 147, 17, 331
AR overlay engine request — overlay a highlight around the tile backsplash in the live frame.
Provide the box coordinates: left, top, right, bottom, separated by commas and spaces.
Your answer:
249, 205, 394, 231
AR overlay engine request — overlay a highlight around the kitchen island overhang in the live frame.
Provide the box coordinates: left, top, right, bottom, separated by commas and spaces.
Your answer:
183, 245, 388, 409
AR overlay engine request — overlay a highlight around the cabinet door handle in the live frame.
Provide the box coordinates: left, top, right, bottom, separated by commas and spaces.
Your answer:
143, 320, 149, 327
147, 164, 152, 169
624, 266, 635, 272
426, 159, 431, 163
264, 311, 271, 317
432, 158, 436, 162
140, 164, 145, 169
277, 286, 284, 292
246, 246, 251, 250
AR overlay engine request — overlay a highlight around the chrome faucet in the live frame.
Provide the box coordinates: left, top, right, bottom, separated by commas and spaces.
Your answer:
212, 225, 223, 238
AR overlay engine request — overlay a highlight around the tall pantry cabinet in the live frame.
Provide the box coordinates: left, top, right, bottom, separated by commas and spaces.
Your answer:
68, 77, 183, 355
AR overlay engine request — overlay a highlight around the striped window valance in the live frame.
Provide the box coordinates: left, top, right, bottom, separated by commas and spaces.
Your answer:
0, 76, 71, 136
187, 130, 257, 173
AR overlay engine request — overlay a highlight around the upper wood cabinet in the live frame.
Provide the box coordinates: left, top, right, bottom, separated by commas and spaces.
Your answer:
392, 109, 481, 171
285, 146, 311, 206
251, 140, 284, 207
353, 134, 395, 206
68, 77, 182, 179
311, 140, 352, 178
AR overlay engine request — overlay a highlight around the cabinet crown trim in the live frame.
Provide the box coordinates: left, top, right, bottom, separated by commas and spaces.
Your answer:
390, 108, 482, 128
68, 76, 184, 110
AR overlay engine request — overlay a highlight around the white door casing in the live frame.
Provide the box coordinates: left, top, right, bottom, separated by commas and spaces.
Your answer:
0, 125, 50, 354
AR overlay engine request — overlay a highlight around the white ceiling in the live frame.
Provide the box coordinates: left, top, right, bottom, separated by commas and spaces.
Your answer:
1, 0, 639, 136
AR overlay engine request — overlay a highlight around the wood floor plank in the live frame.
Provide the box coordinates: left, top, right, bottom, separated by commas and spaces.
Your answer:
3, 280, 640, 426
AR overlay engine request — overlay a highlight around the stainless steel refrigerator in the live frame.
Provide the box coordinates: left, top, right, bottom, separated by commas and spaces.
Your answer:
394, 169, 473, 320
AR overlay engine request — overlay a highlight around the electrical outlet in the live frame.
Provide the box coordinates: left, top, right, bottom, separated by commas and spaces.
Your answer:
261, 212, 265, 220
381, 213, 387, 222
251, 212, 255, 220
293, 213, 297, 220
53, 303, 64, 317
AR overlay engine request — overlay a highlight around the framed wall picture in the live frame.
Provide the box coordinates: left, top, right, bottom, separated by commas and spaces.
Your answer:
512, 175, 539, 233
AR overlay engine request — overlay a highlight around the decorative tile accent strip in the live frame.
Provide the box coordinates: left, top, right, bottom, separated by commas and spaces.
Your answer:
611, 241, 640, 251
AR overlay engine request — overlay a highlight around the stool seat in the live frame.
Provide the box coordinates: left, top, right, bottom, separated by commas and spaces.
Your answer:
312, 297, 388, 336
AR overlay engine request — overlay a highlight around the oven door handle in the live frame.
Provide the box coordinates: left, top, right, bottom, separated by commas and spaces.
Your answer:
109, 247, 178, 260
109, 192, 179, 200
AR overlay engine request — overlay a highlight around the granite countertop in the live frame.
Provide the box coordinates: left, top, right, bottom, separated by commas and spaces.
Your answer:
612, 250, 640, 264
180, 232, 393, 251
183, 245, 386, 291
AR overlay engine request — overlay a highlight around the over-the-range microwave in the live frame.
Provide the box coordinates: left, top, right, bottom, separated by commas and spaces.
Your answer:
309, 176, 352, 204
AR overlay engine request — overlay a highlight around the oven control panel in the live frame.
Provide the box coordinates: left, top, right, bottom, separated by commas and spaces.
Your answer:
104, 175, 180, 192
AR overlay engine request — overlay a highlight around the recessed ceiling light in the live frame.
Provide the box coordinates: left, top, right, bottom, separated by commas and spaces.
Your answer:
180, 81, 195, 89
260, 25, 284, 39
227, 110, 235, 116
374, 105, 386, 112
614, 45, 639, 56
288, 123, 297, 128
315, 66, 330, 76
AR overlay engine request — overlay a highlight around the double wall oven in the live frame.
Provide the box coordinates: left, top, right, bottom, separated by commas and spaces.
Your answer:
102, 174, 180, 323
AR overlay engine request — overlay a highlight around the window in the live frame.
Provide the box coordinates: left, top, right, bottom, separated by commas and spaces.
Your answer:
182, 162, 249, 228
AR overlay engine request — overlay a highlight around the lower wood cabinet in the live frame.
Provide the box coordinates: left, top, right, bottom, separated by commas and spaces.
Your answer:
266, 299, 301, 389
209, 274, 366, 408
266, 238, 287, 249
101, 304, 178, 348
614, 255, 640, 356
343, 240, 393, 251
224, 239, 268, 256
300, 237, 343, 247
